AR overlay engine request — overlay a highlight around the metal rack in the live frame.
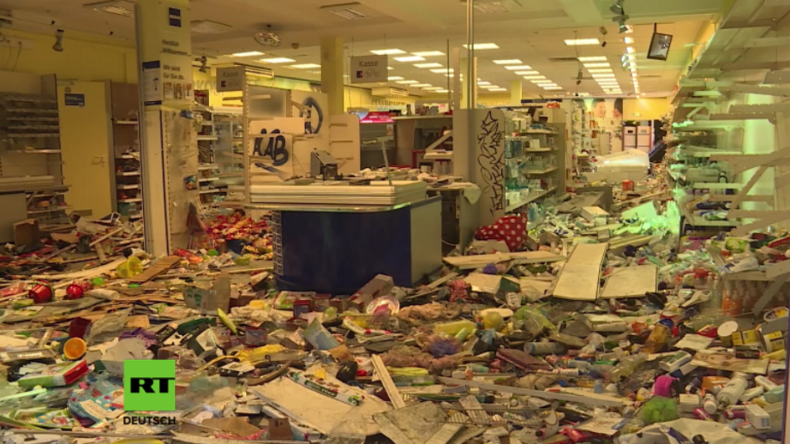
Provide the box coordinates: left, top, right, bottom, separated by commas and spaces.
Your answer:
109, 82, 143, 221
0, 74, 69, 230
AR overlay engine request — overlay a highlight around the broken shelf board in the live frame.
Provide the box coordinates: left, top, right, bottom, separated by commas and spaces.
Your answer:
600, 265, 658, 299
443, 251, 564, 270
128, 255, 181, 283
552, 243, 608, 301
251, 376, 390, 436
436, 377, 627, 407
371, 355, 406, 409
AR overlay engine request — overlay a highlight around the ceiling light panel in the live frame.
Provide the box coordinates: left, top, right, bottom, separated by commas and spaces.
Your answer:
565, 39, 600, 46
487, 88, 508, 91
412, 51, 445, 57
394, 56, 425, 62
493, 59, 522, 65
423, 86, 444, 90
462, 43, 500, 50
543, 86, 563, 90
523, 76, 546, 80
592, 73, 615, 78
412, 83, 432, 87
515, 71, 539, 75
259, 57, 294, 63
371, 49, 405, 55
396, 80, 418, 84
584, 63, 610, 68
578, 56, 607, 61
431, 68, 454, 73
230, 51, 265, 57
290, 64, 321, 69
478, 81, 491, 85
624, 37, 634, 44
414, 63, 442, 68
504, 65, 532, 70
587, 69, 613, 73
387, 76, 404, 80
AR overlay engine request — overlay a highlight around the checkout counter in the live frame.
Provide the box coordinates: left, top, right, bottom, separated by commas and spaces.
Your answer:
246, 154, 443, 294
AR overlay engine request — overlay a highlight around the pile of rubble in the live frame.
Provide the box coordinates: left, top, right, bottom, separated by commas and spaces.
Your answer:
0, 188, 783, 444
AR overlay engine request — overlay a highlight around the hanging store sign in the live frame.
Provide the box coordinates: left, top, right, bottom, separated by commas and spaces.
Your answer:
216, 67, 245, 92
350, 55, 388, 84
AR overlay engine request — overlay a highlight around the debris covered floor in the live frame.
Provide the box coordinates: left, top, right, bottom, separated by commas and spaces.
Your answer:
0, 188, 786, 444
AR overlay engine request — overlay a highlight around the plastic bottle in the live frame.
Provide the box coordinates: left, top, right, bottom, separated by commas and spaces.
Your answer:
642, 323, 672, 354
702, 393, 718, 415
717, 372, 748, 408
433, 319, 476, 336
610, 354, 647, 382
754, 376, 778, 391
524, 342, 566, 355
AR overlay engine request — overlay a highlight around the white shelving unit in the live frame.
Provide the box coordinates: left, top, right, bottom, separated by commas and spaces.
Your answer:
109, 82, 142, 221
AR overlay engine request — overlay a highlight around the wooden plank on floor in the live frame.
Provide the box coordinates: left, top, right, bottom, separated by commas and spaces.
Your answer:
551, 243, 608, 301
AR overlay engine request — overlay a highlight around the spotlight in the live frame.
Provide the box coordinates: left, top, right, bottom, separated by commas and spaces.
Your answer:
199, 55, 208, 73
609, 0, 624, 14
617, 16, 630, 33
602, 41, 607, 48
52, 29, 64, 52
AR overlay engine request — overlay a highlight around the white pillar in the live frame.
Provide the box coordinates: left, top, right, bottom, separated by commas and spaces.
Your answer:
510, 80, 522, 105
135, 0, 194, 255
320, 37, 344, 115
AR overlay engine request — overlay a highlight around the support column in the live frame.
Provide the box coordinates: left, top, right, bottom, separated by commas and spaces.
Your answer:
320, 37, 344, 115
459, 57, 478, 108
510, 80, 522, 105
135, 0, 193, 256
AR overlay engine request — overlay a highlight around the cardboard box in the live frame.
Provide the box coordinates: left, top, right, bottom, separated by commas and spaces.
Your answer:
184, 273, 231, 314
582, 206, 609, 222
14, 219, 39, 247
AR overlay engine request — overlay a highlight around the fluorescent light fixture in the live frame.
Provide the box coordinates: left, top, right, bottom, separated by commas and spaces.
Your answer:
259, 57, 294, 63
431, 68, 454, 73
524, 76, 546, 80
230, 51, 264, 57
576, 92, 590, 96
578, 56, 607, 61
462, 43, 500, 50
394, 56, 425, 62
435, 89, 449, 93
627, 46, 635, 54
565, 39, 600, 46
290, 64, 321, 69
584, 63, 610, 68
592, 73, 615, 78
493, 59, 522, 65
478, 81, 491, 85
587, 69, 613, 73
534, 80, 555, 84
480, 85, 501, 89
515, 71, 539, 75
423, 86, 444, 90
396, 80, 418, 84
627, 54, 636, 60
504, 65, 532, 70
387, 66, 394, 70
414, 63, 442, 68
624, 37, 634, 44
597, 81, 619, 84
387, 76, 404, 80
412, 51, 445, 57
543, 86, 563, 90
487, 88, 508, 92
413, 83, 433, 87
371, 49, 405, 55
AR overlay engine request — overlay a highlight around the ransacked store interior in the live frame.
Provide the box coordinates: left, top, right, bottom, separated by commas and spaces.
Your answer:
0, 0, 785, 443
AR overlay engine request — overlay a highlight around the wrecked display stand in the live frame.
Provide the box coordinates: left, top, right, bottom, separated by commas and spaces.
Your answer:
0, 174, 783, 444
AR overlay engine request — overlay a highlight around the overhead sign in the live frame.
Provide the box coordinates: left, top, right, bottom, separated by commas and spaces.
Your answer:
350, 55, 387, 84
217, 66, 245, 92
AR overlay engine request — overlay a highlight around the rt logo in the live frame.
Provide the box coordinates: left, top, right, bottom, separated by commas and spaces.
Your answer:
123, 360, 176, 411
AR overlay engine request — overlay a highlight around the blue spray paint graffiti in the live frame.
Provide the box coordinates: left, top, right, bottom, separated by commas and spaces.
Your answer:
253, 129, 289, 167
